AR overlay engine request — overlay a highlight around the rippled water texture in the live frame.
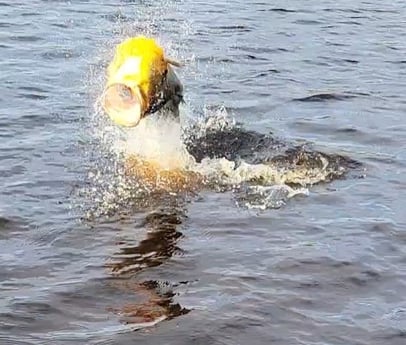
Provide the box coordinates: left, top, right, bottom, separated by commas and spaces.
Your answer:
1, 1, 406, 344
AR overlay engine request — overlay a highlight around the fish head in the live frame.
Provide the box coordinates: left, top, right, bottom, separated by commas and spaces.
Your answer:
101, 36, 175, 127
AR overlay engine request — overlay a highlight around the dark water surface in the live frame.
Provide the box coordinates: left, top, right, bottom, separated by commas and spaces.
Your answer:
1, 0, 406, 344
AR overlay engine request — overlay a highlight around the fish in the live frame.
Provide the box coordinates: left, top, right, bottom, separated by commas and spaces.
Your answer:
101, 36, 183, 127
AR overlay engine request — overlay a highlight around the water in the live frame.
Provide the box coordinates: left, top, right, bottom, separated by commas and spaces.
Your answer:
1, 0, 406, 344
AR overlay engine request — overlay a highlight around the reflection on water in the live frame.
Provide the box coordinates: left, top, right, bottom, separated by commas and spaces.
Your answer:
108, 279, 189, 325
104, 199, 190, 325
107, 208, 184, 276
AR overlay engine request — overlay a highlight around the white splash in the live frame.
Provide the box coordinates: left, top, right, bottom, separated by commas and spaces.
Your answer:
118, 114, 196, 171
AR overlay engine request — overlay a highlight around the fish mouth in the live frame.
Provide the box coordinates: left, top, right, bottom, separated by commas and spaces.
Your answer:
101, 83, 145, 127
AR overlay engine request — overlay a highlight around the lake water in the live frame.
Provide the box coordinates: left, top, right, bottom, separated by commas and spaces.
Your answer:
0, 1, 405, 344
